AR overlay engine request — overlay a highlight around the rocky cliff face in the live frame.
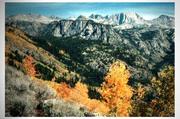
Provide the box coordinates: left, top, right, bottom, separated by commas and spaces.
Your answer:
5, 13, 174, 84
43, 20, 121, 44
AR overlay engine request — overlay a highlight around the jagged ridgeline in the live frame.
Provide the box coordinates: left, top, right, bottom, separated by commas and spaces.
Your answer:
5, 12, 174, 117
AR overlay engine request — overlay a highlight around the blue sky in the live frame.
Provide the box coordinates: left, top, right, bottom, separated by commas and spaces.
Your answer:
5, 2, 174, 20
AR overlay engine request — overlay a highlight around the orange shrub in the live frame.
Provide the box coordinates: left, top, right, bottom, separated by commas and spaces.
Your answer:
22, 56, 36, 78
47, 81, 109, 115
70, 82, 109, 114
47, 81, 71, 99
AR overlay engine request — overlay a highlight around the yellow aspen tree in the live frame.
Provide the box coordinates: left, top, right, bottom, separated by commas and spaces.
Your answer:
100, 60, 133, 116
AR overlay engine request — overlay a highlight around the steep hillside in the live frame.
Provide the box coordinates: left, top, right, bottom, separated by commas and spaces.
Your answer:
5, 13, 175, 117
5, 27, 108, 116
5, 65, 95, 117
5, 26, 83, 84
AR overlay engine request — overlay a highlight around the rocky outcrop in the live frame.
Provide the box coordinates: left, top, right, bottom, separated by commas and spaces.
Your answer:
46, 20, 122, 43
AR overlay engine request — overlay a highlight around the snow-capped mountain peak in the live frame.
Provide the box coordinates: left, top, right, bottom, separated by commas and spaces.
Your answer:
87, 12, 150, 29
118, 12, 144, 24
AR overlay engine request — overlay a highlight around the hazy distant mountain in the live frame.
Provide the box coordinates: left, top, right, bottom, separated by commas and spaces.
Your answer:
6, 14, 61, 24
89, 14, 104, 20
152, 15, 175, 28
76, 15, 88, 20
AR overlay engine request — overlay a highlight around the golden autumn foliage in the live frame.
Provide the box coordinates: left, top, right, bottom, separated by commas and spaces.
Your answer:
68, 82, 109, 114
21, 55, 174, 116
22, 56, 36, 78
99, 60, 133, 116
48, 82, 71, 98
47, 81, 109, 115
21, 55, 109, 115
